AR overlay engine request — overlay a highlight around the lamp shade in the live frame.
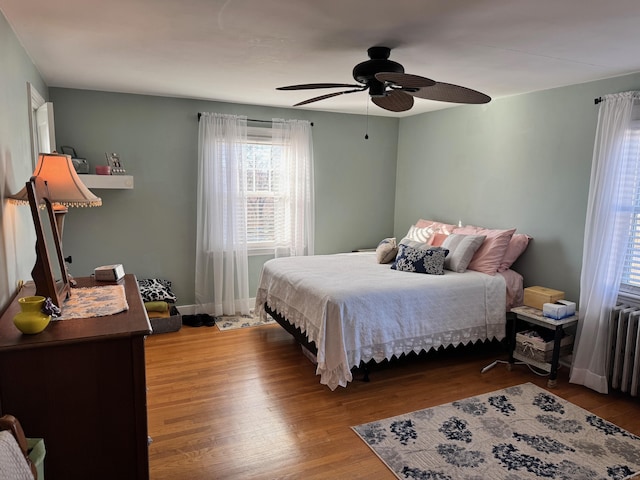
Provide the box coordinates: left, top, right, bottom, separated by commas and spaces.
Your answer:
10, 153, 102, 207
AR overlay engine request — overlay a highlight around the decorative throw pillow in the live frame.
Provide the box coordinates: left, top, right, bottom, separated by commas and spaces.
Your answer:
441, 234, 486, 273
398, 238, 430, 250
498, 234, 532, 272
137, 278, 177, 303
406, 220, 456, 245
428, 232, 449, 247
376, 237, 398, 264
453, 225, 516, 275
405, 224, 434, 243
391, 244, 449, 275
415, 219, 457, 235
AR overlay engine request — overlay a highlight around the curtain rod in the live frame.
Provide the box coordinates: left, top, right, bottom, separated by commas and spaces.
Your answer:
197, 113, 313, 126
594, 97, 603, 104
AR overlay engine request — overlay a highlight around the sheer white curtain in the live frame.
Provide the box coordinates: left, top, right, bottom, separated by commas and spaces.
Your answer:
196, 113, 251, 316
570, 92, 640, 393
271, 119, 315, 257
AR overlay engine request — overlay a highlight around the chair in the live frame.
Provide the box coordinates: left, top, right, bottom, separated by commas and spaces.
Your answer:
0, 414, 37, 479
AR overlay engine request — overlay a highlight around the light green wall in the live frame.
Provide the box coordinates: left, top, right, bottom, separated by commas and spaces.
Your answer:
395, 74, 640, 303
49, 88, 399, 304
0, 11, 49, 309
7, 6, 640, 311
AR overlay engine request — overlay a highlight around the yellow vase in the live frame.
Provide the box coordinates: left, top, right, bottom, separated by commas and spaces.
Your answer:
13, 296, 51, 334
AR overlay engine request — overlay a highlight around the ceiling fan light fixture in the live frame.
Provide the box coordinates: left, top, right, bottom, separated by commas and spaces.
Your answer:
368, 81, 386, 97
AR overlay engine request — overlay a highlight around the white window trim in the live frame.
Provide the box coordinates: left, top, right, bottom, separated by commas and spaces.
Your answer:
619, 112, 640, 302
27, 82, 56, 168
245, 125, 279, 254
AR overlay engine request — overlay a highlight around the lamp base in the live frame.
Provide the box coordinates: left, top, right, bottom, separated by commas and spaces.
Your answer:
54, 206, 76, 287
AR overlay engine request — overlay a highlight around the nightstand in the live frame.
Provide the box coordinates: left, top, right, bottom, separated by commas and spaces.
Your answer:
509, 305, 578, 388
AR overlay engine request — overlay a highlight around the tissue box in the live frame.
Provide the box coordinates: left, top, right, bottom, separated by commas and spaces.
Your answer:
543, 302, 567, 320
515, 330, 574, 362
557, 299, 576, 316
94, 264, 125, 281
524, 286, 564, 310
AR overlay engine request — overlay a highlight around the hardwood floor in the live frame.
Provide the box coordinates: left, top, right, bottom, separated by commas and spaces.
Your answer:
145, 323, 640, 479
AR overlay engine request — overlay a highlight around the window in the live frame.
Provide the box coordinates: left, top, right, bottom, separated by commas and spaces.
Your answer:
620, 112, 640, 294
27, 83, 56, 168
243, 127, 285, 252
196, 113, 313, 315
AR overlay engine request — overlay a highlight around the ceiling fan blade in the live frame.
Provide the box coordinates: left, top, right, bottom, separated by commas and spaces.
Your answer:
372, 90, 414, 112
375, 72, 435, 88
277, 83, 361, 91
410, 82, 491, 104
293, 88, 366, 107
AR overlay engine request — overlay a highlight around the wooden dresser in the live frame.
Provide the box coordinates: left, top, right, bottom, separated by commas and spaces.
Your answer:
0, 274, 151, 480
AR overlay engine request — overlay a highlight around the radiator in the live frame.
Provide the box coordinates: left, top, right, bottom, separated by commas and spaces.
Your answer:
607, 304, 640, 396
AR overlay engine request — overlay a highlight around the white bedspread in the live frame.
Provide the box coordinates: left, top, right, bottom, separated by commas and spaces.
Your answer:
255, 252, 506, 390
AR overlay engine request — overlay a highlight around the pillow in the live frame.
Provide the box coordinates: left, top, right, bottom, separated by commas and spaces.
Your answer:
498, 234, 532, 272
441, 234, 486, 273
399, 237, 430, 249
428, 232, 449, 247
405, 224, 434, 243
391, 244, 449, 275
453, 226, 516, 275
405, 220, 456, 244
415, 219, 457, 235
376, 237, 398, 264
137, 278, 178, 303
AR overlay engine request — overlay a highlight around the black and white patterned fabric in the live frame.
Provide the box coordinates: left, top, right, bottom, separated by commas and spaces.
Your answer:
353, 383, 640, 479
137, 278, 177, 303
391, 244, 449, 275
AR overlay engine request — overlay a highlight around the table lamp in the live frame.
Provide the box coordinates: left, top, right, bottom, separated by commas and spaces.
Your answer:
9, 152, 102, 235
10, 153, 102, 285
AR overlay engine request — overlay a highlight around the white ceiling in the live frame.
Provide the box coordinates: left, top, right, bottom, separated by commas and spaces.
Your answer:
3, 0, 640, 117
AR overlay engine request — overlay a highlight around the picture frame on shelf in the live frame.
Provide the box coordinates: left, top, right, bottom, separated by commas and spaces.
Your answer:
105, 152, 126, 175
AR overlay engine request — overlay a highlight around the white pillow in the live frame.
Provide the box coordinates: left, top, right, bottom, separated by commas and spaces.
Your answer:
405, 224, 435, 243
399, 238, 431, 250
441, 234, 486, 273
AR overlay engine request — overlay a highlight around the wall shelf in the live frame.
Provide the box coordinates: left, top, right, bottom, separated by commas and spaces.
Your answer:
80, 174, 134, 189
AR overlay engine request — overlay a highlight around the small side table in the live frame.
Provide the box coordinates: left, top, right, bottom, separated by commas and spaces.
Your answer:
509, 305, 578, 388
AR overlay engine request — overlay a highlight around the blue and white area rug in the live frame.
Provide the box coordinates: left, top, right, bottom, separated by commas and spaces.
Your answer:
215, 311, 275, 331
352, 383, 640, 480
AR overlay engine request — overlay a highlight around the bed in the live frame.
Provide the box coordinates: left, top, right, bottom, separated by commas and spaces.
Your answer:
255, 242, 525, 390
255, 220, 529, 389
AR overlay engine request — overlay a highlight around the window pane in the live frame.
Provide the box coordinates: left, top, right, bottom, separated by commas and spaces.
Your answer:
243, 139, 283, 247
621, 126, 640, 288
247, 195, 276, 243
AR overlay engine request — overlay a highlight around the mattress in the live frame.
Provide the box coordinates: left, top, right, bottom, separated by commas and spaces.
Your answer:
255, 252, 508, 390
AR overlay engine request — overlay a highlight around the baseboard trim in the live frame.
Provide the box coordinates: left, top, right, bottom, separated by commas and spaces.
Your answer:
176, 297, 256, 316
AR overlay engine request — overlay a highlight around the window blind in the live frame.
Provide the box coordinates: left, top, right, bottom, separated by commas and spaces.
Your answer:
243, 139, 284, 248
620, 122, 640, 291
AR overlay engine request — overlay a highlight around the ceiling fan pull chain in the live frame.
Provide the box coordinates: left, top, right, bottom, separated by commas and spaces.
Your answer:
365, 98, 370, 139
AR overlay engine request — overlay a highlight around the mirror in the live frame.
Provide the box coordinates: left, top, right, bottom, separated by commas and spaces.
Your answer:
26, 176, 70, 307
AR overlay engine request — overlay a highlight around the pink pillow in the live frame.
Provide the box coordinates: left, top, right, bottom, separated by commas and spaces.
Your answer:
453, 226, 485, 235
415, 219, 457, 235
428, 233, 448, 247
453, 225, 516, 275
498, 234, 532, 272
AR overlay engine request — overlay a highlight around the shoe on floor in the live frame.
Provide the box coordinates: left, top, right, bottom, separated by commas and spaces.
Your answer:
200, 314, 217, 327
182, 314, 203, 327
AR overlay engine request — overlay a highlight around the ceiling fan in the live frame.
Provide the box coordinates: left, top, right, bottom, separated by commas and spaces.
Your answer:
277, 46, 491, 112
